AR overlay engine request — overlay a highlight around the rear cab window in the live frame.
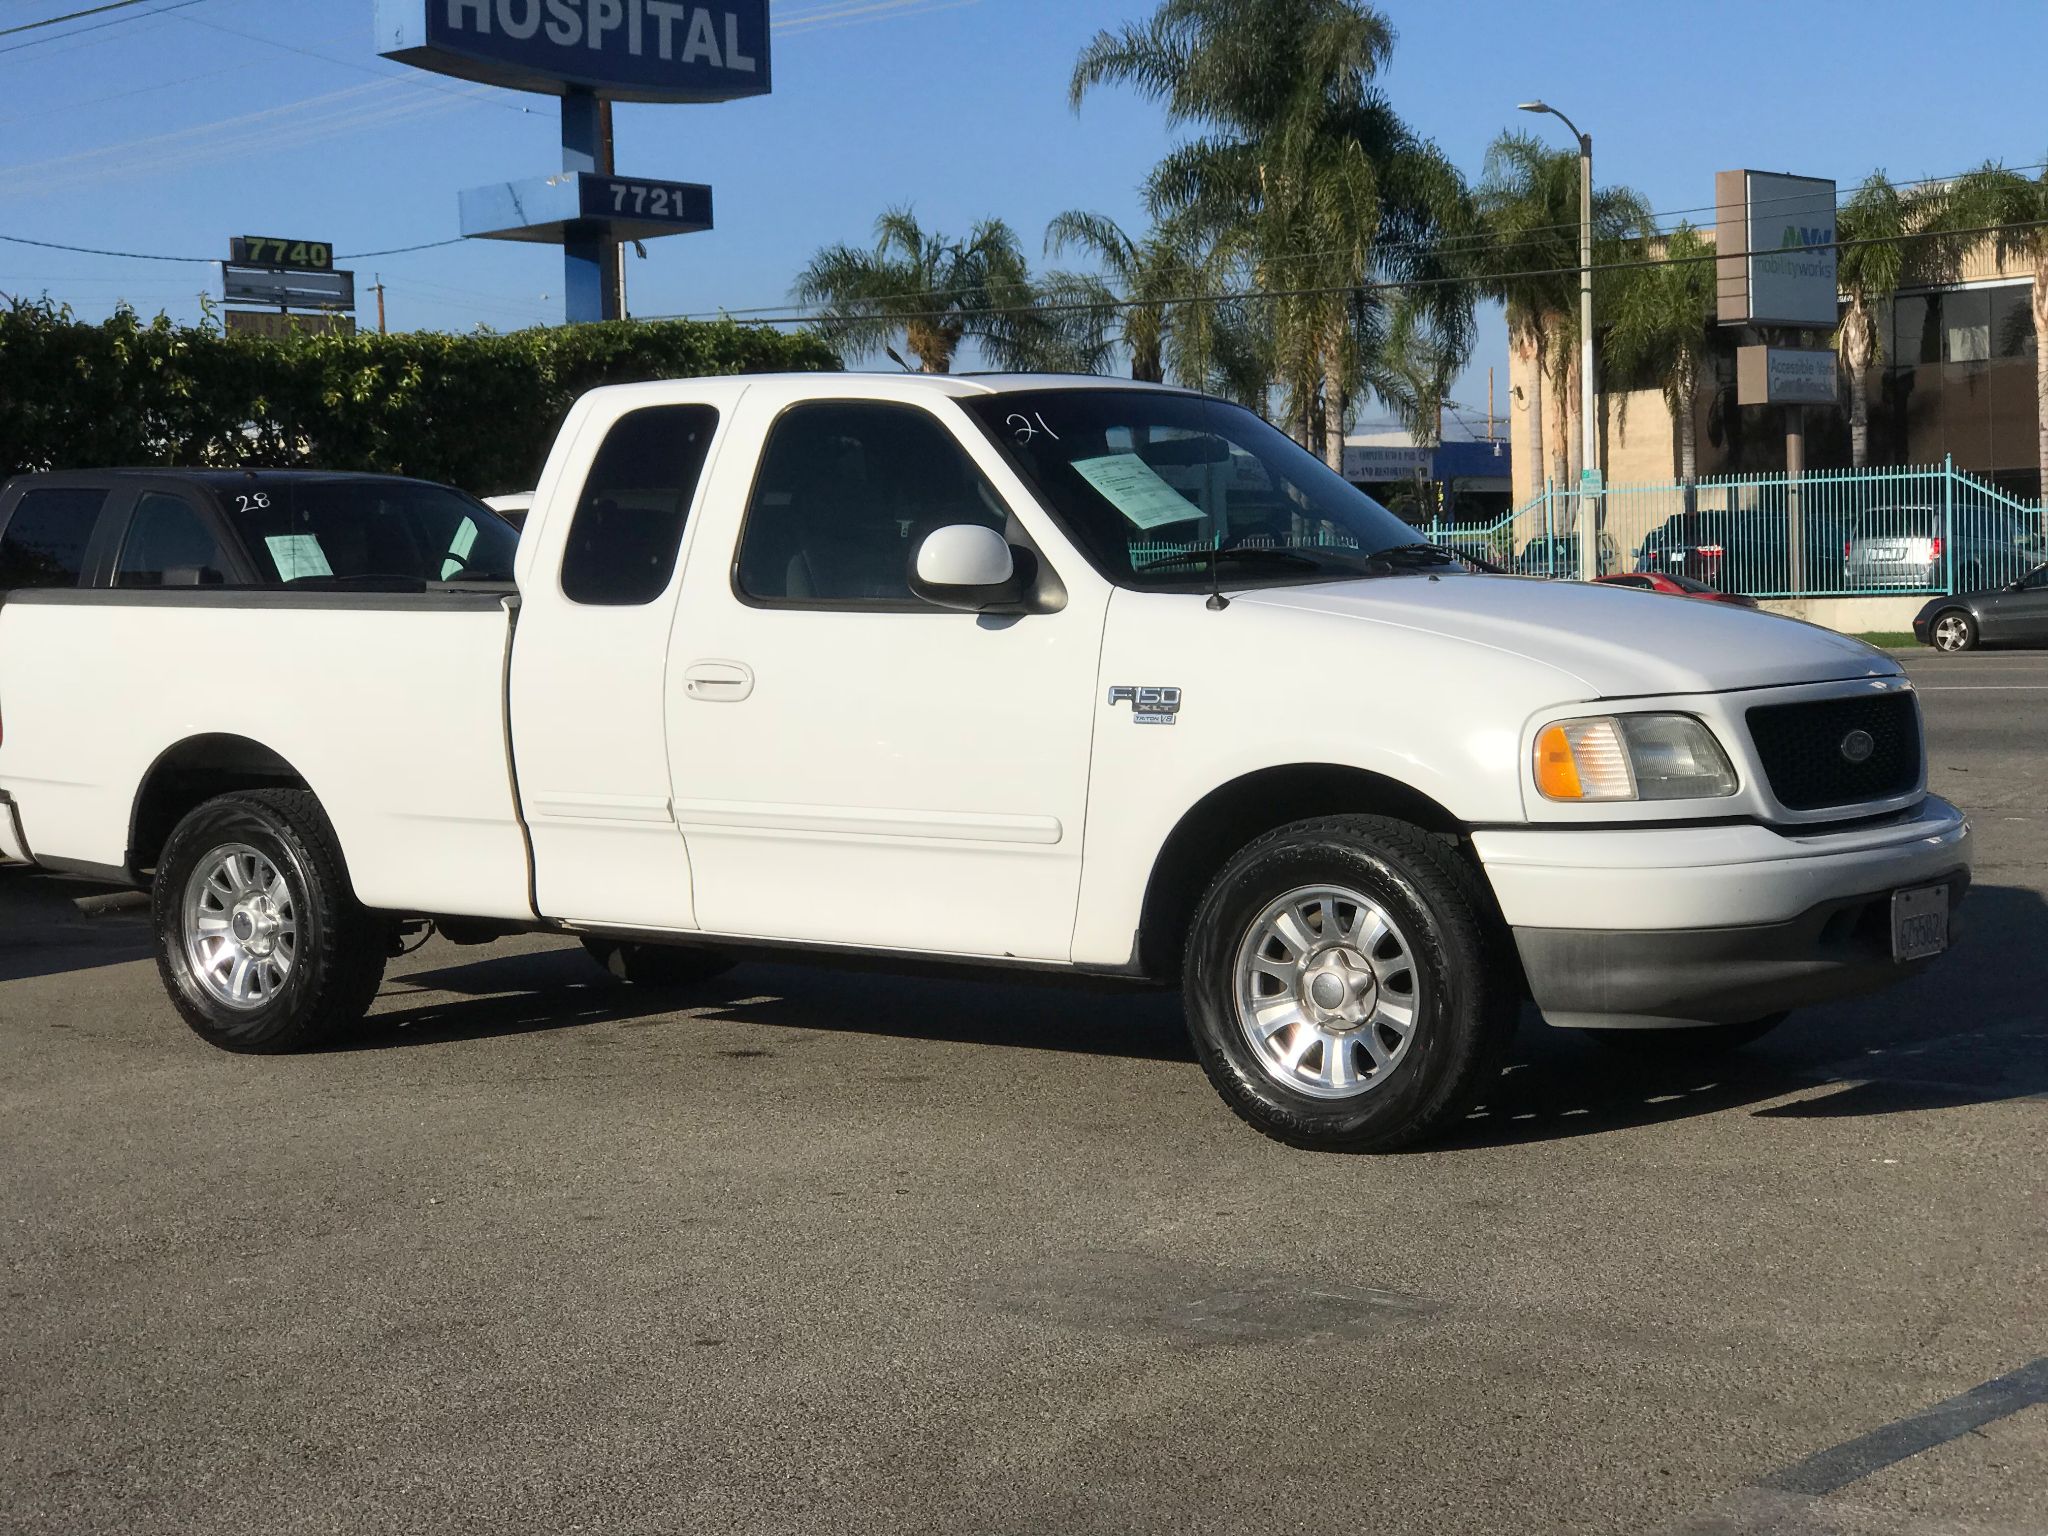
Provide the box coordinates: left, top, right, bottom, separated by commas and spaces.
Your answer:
0, 486, 108, 589
561, 405, 721, 606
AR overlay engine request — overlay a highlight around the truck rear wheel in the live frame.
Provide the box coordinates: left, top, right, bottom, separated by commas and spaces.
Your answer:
580, 937, 735, 988
1182, 815, 1517, 1152
152, 790, 388, 1053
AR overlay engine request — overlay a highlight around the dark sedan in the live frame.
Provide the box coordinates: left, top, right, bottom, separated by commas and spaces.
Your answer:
0, 469, 519, 594
1913, 564, 2048, 652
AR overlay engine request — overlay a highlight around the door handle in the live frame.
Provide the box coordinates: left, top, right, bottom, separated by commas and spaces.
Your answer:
682, 660, 754, 702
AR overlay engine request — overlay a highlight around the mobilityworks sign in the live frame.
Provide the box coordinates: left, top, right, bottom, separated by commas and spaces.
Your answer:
375, 0, 770, 102
1714, 170, 1839, 329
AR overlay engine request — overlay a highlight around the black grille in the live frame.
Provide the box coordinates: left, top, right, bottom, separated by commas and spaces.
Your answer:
1745, 692, 1921, 811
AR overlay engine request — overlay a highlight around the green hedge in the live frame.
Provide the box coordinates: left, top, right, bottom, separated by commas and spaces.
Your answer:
0, 300, 838, 493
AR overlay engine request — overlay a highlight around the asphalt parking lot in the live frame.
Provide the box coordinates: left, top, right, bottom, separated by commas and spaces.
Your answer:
2, 648, 2043, 1536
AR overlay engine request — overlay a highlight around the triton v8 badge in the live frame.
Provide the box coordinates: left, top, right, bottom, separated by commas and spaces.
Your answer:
1108, 686, 1182, 725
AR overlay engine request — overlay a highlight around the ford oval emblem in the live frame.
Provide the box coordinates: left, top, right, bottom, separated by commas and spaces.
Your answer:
1840, 728, 1876, 765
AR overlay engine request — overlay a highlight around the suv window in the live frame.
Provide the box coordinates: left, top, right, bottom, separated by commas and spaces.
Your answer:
561, 405, 720, 606
116, 492, 232, 586
0, 486, 106, 589
222, 480, 517, 585
736, 401, 1007, 606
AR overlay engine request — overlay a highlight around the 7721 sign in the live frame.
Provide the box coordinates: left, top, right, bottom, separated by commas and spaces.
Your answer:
581, 175, 712, 233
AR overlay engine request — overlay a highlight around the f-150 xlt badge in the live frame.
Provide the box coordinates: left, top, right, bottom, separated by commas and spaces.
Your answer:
1108, 685, 1182, 725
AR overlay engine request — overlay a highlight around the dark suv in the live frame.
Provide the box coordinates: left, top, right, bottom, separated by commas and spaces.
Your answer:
0, 470, 518, 593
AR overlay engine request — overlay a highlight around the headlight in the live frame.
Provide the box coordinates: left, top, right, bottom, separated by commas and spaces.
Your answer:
1533, 714, 1738, 802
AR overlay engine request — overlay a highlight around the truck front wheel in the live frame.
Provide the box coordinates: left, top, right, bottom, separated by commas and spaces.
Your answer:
152, 790, 389, 1053
1182, 815, 1517, 1152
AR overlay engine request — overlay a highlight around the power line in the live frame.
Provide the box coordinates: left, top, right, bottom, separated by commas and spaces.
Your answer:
0, 0, 209, 56
643, 218, 2048, 329
165, 8, 540, 117
0, 0, 168, 38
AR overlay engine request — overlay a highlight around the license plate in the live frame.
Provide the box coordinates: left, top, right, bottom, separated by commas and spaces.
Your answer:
1873, 545, 1906, 561
1891, 884, 1949, 962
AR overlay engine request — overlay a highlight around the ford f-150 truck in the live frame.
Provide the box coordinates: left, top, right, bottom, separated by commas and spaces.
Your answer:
0, 374, 1969, 1150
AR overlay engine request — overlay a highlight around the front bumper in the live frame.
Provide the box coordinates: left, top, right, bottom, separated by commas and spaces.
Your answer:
1473, 797, 1970, 1028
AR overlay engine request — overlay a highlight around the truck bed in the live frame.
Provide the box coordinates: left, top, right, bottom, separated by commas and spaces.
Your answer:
0, 588, 533, 920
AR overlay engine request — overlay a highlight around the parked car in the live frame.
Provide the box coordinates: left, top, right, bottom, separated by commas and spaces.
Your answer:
0, 375, 1968, 1152
483, 491, 534, 529
1913, 564, 2048, 651
1637, 507, 1848, 596
1636, 511, 1733, 587
1594, 571, 1759, 607
1843, 504, 2048, 592
0, 470, 519, 592
1510, 531, 1619, 577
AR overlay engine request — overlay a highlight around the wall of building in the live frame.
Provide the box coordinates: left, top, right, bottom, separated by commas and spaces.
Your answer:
1505, 231, 2039, 505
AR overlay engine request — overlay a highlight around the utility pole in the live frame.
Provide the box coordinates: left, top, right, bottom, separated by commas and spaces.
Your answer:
597, 98, 622, 322
374, 275, 387, 336
1519, 100, 1600, 578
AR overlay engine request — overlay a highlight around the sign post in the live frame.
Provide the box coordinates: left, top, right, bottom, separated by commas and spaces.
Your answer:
376, 1, 771, 326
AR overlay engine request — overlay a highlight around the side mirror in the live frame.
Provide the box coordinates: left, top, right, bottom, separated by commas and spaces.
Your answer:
910, 524, 1030, 612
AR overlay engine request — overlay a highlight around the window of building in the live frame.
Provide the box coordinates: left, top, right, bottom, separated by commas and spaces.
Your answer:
560, 405, 720, 606
1943, 289, 1991, 365
736, 402, 1008, 606
1888, 294, 1940, 366
116, 492, 231, 586
1990, 286, 2036, 359
0, 487, 106, 589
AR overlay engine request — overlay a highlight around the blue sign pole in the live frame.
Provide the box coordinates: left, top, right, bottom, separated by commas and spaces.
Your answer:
560, 86, 605, 326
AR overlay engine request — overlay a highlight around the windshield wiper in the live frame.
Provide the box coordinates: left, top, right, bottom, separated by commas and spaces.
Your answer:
1368, 541, 1504, 574
1136, 546, 1323, 574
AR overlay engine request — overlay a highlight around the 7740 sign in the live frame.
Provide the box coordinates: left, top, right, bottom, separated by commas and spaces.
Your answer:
229, 236, 334, 274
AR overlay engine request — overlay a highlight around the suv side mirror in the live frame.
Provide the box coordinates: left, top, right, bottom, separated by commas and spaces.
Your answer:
910, 524, 1030, 612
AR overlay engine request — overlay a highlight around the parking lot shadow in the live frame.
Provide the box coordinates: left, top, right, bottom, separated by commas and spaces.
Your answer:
309, 884, 2048, 1139
357, 943, 1194, 1061
1441, 881, 2048, 1150
0, 866, 155, 984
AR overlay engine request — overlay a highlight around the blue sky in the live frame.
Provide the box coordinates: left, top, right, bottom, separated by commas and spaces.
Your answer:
1, 0, 2042, 437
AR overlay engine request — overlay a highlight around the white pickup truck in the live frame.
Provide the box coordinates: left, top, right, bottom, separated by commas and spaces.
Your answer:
0, 374, 1969, 1149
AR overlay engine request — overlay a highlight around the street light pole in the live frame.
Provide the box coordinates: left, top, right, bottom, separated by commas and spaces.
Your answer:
1518, 101, 1599, 579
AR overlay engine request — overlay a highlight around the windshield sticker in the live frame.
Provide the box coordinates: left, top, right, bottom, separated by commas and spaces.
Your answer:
1071, 453, 1204, 530
264, 533, 333, 581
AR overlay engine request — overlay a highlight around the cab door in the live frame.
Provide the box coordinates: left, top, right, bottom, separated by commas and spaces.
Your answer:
663, 395, 1107, 961
509, 400, 725, 929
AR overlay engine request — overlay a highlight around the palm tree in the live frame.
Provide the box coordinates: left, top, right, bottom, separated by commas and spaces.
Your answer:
795, 208, 1063, 373
1473, 132, 1647, 488
1603, 222, 1715, 485
1952, 160, 2048, 500
1042, 212, 1193, 382
1071, 0, 1472, 471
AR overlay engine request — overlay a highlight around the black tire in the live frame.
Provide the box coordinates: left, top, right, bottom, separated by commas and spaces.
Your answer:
1182, 815, 1518, 1153
1580, 1012, 1787, 1058
1929, 608, 1978, 653
580, 936, 735, 988
152, 789, 388, 1053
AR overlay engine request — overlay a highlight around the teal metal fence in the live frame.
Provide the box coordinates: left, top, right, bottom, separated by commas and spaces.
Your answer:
1426, 457, 2048, 598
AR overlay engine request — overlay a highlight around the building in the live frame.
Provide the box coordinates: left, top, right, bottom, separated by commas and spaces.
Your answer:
1507, 230, 2040, 506
1342, 430, 1514, 524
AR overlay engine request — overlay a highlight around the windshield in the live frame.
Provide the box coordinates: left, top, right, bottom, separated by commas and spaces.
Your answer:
960, 389, 1434, 590
219, 479, 519, 585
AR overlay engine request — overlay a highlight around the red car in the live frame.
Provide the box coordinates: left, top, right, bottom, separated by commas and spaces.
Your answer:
1593, 571, 1759, 607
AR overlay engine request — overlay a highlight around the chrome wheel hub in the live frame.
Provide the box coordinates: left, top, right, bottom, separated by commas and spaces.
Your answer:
1933, 615, 1970, 652
1233, 884, 1423, 1101
182, 844, 297, 1011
